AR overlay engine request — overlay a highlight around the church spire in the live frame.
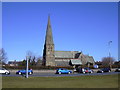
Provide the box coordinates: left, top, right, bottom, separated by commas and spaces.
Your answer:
45, 15, 54, 45
43, 15, 55, 66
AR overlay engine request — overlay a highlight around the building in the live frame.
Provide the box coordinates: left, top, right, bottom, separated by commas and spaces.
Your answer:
8, 60, 22, 66
8, 60, 18, 66
42, 16, 95, 66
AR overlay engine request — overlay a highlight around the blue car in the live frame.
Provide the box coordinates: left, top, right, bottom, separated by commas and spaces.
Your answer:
16, 69, 33, 75
56, 68, 72, 74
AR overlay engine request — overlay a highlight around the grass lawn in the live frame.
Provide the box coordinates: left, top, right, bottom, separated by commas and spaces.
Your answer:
2, 74, 119, 88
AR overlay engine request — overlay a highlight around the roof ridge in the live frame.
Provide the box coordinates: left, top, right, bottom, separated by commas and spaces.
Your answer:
55, 50, 79, 52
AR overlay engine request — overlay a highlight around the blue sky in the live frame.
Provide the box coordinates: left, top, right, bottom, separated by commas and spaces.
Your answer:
2, 2, 118, 62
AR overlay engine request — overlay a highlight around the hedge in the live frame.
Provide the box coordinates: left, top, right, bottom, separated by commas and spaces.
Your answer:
2, 65, 119, 70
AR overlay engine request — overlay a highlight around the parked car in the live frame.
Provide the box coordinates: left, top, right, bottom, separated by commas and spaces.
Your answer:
16, 69, 33, 75
76, 67, 86, 73
97, 68, 111, 73
76, 67, 93, 73
84, 67, 94, 73
56, 68, 72, 74
115, 68, 120, 72
0, 68, 10, 75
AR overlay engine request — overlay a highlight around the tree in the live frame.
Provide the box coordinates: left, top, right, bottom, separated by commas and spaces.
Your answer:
31, 56, 36, 66
102, 57, 115, 68
36, 57, 42, 66
20, 59, 26, 66
0, 48, 7, 64
26, 51, 37, 66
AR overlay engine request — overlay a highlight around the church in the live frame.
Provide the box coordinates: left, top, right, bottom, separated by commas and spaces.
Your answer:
42, 16, 95, 66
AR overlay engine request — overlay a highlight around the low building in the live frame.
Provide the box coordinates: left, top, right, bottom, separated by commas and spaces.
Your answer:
8, 60, 22, 66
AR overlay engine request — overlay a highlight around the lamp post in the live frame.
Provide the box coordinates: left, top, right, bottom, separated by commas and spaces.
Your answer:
108, 41, 112, 68
26, 56, 29, 78
108, 41, 112, 57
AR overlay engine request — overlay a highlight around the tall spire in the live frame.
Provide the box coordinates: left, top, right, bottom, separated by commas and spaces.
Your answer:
45, 15, 54, 45
48, 14, 51, 28
43, 15, 55, 66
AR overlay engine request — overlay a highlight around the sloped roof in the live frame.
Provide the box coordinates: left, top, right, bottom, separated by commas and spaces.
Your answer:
54, 51, 79, 58
89, 56, 95, 64
85, 55, 95, 64
70, 59, 82, 65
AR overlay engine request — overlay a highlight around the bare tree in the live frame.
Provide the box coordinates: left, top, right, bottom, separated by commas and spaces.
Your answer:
0, 48, 7, 63
31, 56, 36, 66
36, 56, 42, 66
102, 57, 115, 68
26, 51, 37, 66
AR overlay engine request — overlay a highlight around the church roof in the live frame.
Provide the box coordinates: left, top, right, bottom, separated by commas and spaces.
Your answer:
70, 59, 82, 65
84, 55, 95, 64
54, 51, 79, 59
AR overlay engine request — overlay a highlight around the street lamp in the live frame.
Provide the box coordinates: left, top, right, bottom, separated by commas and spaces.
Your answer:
108, 41, 112, 57
108, 41, 112, 69
26, 56, 29, 78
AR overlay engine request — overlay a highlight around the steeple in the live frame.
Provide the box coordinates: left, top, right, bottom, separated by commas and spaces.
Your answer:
45, 15, 54, 45
42, 15, 55, 66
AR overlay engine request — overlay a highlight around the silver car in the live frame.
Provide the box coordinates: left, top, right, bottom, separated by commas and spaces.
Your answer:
0, 68, 10, 75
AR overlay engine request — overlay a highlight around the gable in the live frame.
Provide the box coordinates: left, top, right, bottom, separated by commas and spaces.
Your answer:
70, 59, 82, 65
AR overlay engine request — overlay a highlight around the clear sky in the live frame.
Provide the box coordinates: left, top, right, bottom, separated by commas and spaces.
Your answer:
2, 2, 118, 62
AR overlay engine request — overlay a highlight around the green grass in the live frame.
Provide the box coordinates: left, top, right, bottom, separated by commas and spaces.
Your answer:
2, 74, 118, 88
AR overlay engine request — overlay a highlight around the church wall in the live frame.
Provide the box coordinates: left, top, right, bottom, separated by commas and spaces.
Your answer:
55, 59, 70, 66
